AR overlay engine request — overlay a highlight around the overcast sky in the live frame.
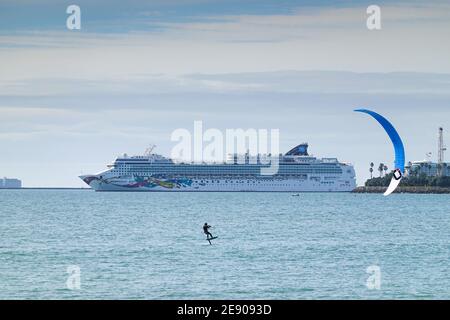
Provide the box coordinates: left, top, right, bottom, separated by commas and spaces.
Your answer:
1, 0, 450, 187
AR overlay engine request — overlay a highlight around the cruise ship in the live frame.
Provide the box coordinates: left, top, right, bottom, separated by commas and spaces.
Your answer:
79, 144, 356, 192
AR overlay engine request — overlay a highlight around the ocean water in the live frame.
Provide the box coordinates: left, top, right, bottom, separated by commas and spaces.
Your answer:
0, 190, 449, 300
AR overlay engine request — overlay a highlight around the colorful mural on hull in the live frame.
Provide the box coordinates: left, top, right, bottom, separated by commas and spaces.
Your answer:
125, 176, 193, 189
83, 176, 193, 189
82, 176, 100, 185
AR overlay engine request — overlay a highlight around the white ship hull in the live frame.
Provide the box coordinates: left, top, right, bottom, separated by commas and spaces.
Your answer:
81, 175, 355, 192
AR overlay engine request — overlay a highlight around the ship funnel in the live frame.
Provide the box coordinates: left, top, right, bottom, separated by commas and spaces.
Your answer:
285, 143, 309, 156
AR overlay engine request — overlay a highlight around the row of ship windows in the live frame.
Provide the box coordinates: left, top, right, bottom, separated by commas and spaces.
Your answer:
113, 174, 339, 179
114, 170, 342, 174
114, 161, 339, 168
114, 165, 342, 169
114, 177, 335, 183
115, 166, 342, 171
191, 180, 332, 184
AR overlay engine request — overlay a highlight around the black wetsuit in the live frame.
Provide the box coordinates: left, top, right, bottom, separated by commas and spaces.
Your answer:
203, 224, 213, 239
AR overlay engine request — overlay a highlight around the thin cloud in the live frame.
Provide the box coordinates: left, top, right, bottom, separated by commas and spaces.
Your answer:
1, 3, 449, 83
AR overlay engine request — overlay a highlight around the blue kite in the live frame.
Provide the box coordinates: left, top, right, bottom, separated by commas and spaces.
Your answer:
355, 109, 405, 196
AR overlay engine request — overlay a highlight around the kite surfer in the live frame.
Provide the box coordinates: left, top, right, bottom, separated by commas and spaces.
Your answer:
203, 223, 213, 240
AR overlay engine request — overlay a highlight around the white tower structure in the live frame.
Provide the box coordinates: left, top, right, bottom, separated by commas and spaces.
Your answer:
438, 127, 446, 176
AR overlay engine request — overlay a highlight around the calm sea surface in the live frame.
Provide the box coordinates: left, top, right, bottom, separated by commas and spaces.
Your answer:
0, 190, 449, 299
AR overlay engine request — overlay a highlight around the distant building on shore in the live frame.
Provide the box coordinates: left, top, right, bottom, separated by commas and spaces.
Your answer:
405, 161, 450, 177
405, 127, 448, 178
0, 177, 22, 189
